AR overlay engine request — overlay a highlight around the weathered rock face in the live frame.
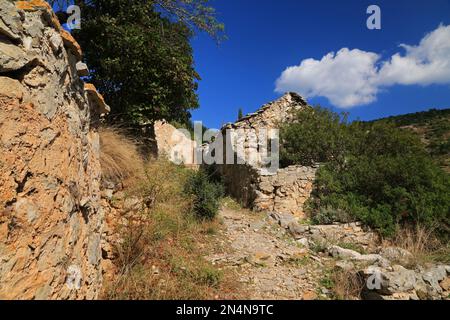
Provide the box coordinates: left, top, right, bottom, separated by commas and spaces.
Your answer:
0, 1, 108, 299
212, 93, 317, 217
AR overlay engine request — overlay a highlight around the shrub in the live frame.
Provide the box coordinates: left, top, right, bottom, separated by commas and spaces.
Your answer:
280, 106, 350, 167
281, 106, 450, 237
311, 206, 353, 225
184, 169, 224, 220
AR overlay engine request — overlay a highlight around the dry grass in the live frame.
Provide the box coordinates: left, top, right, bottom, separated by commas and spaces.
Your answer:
99, 127, 144, 186
384, 224, 450, 266
330, 269, 365, 300
102, 159, 243, 300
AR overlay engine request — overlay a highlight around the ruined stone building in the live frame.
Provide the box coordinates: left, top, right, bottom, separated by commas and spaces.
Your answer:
0, 0, 109, 299
208, 93, 318, 218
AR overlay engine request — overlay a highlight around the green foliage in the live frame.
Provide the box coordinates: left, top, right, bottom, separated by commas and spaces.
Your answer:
311, 206, 352, 225
281, 106, 450, 237
74, 0, 199, 125
70, 0, 224, 126
374, 108, 450, 171
280, 106, 350, 167
238, 108, 243, 120
184, 169, 224, 220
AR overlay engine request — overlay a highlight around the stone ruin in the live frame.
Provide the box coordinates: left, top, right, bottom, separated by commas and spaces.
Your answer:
209, 92, 318, 218
151, 93, 318, 217
153, 120, 199, 169
0, 0, 110, 299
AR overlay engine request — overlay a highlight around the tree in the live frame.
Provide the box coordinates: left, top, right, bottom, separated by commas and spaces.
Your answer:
237, 108, 243, 120
50, 0, 224, 126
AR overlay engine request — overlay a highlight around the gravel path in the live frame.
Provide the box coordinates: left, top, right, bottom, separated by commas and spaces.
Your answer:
207, 206, 329, 300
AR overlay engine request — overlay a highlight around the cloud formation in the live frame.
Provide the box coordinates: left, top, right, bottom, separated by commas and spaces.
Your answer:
275, 24, 450, 108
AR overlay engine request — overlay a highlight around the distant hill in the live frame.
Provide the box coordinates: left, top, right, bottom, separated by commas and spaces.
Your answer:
374, 108, 450, 172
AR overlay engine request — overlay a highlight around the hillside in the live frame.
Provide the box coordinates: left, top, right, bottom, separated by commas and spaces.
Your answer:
374, 108, 450, 171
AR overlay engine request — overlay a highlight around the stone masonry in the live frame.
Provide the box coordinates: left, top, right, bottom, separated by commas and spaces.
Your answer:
0, 0, 109, 299
212, 93, 317, 218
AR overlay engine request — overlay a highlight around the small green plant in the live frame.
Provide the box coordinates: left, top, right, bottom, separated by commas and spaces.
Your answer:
311, 206, 352, 225
221, 196, 242, 210
184, 169, 224, 220
194, 265, 223, 287
319, 273, 335, 290
310, 240, 329, 253
284, 255, 310, 267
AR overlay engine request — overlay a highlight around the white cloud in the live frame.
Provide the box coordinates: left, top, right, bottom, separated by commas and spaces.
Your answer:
275, 24, 450, 108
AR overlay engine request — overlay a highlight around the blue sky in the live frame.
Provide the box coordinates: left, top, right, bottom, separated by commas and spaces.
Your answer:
190, 0, 450, 129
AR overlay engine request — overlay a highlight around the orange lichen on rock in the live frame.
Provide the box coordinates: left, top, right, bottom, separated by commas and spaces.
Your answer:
60, 29, 82, 60
84, 83, 111, 114
15, 0, 62, 31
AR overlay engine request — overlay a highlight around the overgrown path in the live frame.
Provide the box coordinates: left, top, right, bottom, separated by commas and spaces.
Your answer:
208, 205, 328, 300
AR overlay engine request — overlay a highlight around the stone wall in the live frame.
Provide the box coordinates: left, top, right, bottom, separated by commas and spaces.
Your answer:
154, 120, 198, 168
254, 165, 317, 217
213, 93, 317, 217
0, 1, 109, 299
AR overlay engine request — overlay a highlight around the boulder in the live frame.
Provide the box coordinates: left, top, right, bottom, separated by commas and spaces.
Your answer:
287, 221, 309, 238
328, 245, 361, 260
379, 247, 414, 266
270, 212, 296, 229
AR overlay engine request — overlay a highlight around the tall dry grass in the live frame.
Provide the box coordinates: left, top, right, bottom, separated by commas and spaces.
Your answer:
99, 127, 144, 186
383, 224, 449, 265
101, 158, 243, 299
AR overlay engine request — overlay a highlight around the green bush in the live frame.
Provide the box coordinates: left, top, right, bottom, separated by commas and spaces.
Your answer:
280, 106, 351, 167
281, 106, 450, 237
184, 169, 224, 220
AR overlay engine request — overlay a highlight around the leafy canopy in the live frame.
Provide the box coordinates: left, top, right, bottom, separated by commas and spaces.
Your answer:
51, 0, 224, 125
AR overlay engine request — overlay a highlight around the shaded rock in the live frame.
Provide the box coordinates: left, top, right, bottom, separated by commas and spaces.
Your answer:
270, 212, 296, 229
0, 18, 20, 41
422, 265, 446, 296
329, 245, 361, 260
0, 39, 30, 72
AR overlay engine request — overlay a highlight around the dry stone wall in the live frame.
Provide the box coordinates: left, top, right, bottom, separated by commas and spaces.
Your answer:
0, 0, 109, 299
214, 93, 317, 218
254, 165, 317, 216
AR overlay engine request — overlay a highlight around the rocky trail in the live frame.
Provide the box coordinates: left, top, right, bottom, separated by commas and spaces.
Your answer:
205, 203, 450, 300
207, 205, 330, 300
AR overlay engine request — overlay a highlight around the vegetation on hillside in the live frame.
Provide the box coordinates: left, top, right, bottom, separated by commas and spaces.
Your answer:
280, 107, 450, 238
374, 108, 450, 171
